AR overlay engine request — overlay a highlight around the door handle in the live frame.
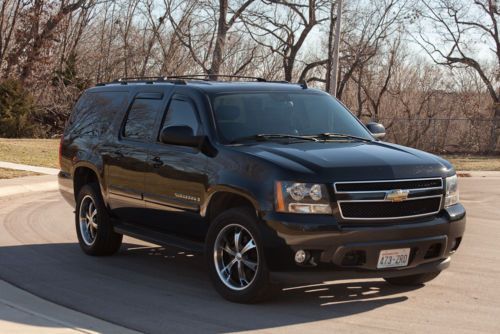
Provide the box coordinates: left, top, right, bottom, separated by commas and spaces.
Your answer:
152, 156, 163, 168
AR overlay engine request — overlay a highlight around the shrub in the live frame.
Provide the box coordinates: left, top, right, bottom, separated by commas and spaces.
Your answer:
0, 79, 36, 137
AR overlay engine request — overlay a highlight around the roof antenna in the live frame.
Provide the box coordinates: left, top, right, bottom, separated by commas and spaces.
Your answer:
299, 80, 308, 89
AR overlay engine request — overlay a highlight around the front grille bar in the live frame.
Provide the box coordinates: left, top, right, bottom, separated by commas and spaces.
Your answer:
334, 178, 444, 221
334, 177, 443, 193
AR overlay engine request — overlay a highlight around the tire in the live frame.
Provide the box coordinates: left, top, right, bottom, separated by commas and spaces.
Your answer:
75, 183, 122, 256
384, 271, 441, 286
205, 207, 272, 303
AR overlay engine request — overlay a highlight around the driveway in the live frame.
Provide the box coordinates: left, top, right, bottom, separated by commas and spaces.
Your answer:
0, 177, 498, 333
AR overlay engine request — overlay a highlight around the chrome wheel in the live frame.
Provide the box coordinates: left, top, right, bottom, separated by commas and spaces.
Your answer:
213, 224, 259, 291
79, 195, 98, 246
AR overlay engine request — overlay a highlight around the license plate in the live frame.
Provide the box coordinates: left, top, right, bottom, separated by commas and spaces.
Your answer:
377, 248, 410, 269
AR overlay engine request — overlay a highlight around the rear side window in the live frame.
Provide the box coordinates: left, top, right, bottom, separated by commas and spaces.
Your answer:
68, 91, 127, 137
123, 98, 164, 140
162, 99, 200, 134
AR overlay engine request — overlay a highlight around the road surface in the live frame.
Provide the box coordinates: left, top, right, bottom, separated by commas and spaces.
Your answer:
0, 177, 498, 333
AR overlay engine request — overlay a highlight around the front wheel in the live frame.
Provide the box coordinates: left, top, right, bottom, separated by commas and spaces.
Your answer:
205, 207, 272, 303
384, 271, 441, 286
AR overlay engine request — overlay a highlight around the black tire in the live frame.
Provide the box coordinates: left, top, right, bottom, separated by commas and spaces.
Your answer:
205, 207, 272, 303
384, 271, 441, 286
75, 183, 122, 256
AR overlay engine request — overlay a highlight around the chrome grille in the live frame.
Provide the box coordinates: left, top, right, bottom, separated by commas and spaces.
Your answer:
334, 178, 444, 221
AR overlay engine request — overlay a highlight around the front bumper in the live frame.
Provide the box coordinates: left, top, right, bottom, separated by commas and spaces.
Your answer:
259, 204, 466, 283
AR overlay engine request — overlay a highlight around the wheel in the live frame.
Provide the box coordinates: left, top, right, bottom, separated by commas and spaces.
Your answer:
205, 207, 272, 303
384, 271, 441, 286
75, 183, 122, 256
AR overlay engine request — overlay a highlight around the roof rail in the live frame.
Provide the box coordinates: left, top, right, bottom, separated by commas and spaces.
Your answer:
97, 76, 187, 86
98, 75, 307, 87
113, 76, 168, 82
168, 74, 267, 82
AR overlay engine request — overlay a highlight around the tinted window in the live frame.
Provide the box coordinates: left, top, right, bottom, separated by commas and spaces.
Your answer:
212, 92, 372, 142
69, 91, 127, 137
162, 99, 200, 134
123, 98, 163, 140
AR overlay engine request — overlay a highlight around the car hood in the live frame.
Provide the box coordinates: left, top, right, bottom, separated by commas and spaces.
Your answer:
234, 140, 454, 181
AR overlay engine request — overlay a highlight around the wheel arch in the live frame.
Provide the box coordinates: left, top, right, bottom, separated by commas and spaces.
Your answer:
72, 163, 104, 201
202, 188, 260, 223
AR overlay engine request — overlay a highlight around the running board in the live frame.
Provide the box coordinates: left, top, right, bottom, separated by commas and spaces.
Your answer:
113, 222, 205, 253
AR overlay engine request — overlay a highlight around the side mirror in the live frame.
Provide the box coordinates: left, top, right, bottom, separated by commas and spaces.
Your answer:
160, 125, 203, 147
366, 122, 386, 139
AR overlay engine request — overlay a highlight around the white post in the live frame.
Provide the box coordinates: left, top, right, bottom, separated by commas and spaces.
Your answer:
329, 0, 343, 97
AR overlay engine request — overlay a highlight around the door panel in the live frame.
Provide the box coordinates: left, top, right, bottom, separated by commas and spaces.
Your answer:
143, 94, 208, 238
106, 142, 149, 222
105, 92, 167, 223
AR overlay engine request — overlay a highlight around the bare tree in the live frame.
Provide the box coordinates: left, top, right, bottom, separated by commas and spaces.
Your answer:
168, 0, 255, 77
356, 36, 401, 120
11, 0, 91, 81
336, 0, 408, 98
0, 0, 23, 77
242, 0, 329, 82
414, 0, 500, 152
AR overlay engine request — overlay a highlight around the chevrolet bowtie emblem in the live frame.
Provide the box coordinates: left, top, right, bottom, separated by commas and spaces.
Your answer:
385, 189, 410, 202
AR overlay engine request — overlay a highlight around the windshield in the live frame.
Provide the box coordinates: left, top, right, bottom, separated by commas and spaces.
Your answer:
211, 92, 373, 143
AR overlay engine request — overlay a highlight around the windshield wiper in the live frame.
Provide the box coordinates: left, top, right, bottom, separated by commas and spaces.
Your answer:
313, 133, 373, 142
230, 133, 319, 144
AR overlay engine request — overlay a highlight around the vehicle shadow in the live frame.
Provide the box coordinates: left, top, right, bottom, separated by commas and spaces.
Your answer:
0, 242, 421, 333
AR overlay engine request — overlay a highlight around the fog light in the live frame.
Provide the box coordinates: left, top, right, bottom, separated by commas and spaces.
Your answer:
295, 250, 308, 264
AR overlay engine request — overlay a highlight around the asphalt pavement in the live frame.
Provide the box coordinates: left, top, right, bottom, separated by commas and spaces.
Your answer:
0, 176, 498, 333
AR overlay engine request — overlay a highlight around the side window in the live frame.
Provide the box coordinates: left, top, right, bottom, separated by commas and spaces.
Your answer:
69, 91, 127, 137
161, 99, 200, 134
123, 98, 163, 140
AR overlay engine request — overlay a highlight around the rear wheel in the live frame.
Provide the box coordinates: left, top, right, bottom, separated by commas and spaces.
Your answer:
75, 183, 122, 256
384, 271, 441, 286
206, 207, 272, 303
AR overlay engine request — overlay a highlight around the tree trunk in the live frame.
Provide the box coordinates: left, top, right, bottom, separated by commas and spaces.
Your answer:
208, 0, 228, 79
325, 2, 335, 92
488, 102, 500, 154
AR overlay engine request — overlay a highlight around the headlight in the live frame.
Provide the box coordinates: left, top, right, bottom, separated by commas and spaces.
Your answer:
445, 175, 459, 207
275, 181, 332, 214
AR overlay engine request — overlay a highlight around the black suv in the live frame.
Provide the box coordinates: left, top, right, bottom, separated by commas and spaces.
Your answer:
59, 75, 465, 303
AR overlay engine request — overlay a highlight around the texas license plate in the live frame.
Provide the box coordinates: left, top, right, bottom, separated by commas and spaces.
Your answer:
377, 248, 410, 269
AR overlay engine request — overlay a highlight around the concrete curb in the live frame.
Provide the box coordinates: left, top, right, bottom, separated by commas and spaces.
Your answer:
0, 280, 141, 334
0, 161, 59, 175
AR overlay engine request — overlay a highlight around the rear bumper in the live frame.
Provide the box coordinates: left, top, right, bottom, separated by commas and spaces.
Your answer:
260, 204, 466, 281
58, 171, 75, 207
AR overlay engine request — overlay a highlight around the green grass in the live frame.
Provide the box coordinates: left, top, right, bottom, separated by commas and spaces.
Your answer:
442, 155, 500, 171
0, 138, 59, 168
0, 168, 40, 179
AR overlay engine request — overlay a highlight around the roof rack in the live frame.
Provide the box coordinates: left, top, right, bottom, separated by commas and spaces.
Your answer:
113, 76, 168, 82
98, 75, 308, 88
167, 74, 267, 82
96, 76, 187, 86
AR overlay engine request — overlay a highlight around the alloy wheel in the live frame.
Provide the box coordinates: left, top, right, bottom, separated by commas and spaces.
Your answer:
213, 224, 259, 291
79, 195, 98, 246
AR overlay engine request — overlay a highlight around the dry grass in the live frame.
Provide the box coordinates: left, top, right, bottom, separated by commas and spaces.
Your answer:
0, 168, 40, 179
443, 155, 500, 171
0, 138, 59, 168
0, 138, 498, 172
